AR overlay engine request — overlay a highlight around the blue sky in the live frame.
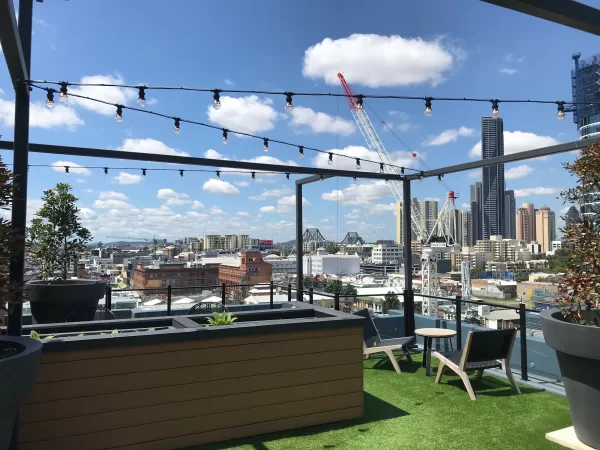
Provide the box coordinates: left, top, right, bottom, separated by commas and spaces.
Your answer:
0, 0, 597, 243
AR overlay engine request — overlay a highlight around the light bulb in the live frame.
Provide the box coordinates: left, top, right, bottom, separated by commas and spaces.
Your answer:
115, 105, 123, 123
213, 90, 221, 110
424, 98, 432, 117
557, 110, 565, 120
59, 83, 68, 103
424, 106, 432, 117
285, 93, 293, 112
137, 86, 146, 107
285, 102, 293, 112
213, 99, 221, 110
216, 171, 220, 179
60, 92, 68, 103
356, 158, 361, 170
174, 118, 181, 134
320, 174, 324, 182
286, 173, 290, 181
263, 138, 269, 153
379, 163, 384, 174
222, 129, 228, 144
251, 172, 256, 181
299, 146, 304, 159
137, 98, 145, 107
104, 168, 108, 178
46, 91, 55, 109
491, 100, 500, 119
327, 153, 333, 165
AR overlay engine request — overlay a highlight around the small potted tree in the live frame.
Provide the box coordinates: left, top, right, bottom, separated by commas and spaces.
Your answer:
541, 142, 600, 448
27, 183, 106, 323
0, 157, 43, 448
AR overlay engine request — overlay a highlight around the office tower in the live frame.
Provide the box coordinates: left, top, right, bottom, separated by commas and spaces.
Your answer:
504, 189, 516, 239
571, 53, 600, 140
418, 199, 439, 240
536, 206, 556, 252
565, 205, 581, 227
396, 200, 417, 245
470, 182, 483, 242
461, 210, 473, 247
516, 203, 536, 242
481, 117, 505, 239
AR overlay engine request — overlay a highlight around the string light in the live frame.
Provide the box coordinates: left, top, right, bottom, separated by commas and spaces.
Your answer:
385, 176, 389, 183
328, 153, 333, 165
59, 82, 68, 103
45, 90, 55, 109
104, 167, 108, 177
263, 138, 269, 152
174, 118, 181, 134
64, 166, 69, 174
212, 89, 221, 110
222, 129, 228, 144
137, 86, 146, 107
286, 173, 290, 181
320, 174, 324, 182
424, 97, 432, 117
437, 174, 442, 184
115, 105, 123, 123
355, 95, 364, 109
491, 99, 500, 119
142, 168, 147, 176
216, 171, 220, 179
356, 158, 361, 170
299, 146, 305, 159
251, 171, 256, 181
179, 169, 184, 178
401, 167, 405, 175
379, 163, 384, 174
353, 176, 357, 182
419, 172, 424, 183
557, 101, 565, 120
285, 92, 293, 112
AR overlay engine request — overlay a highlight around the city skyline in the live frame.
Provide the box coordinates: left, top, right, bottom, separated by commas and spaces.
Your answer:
0, 1, 589, 242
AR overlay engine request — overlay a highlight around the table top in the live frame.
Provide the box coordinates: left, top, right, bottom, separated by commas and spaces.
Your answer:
415, 328, 457, 338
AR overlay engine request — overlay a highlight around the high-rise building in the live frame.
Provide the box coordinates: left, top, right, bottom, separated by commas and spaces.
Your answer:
395, 199, 417, 245
418, 199, 439, 239
504, 190, 516, 239
481, 117, 505, 239
535, 206, 556, 252
516, 203, 536, 243
571, 53, 600, 140
470, 182, 483, 243
565, 205, 581, 227
461, 210, 473, 248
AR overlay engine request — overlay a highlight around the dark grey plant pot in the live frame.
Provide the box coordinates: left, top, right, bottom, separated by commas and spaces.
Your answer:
541, 308, 600, 448
26, 279, 107, 324
0, 336, 43, 448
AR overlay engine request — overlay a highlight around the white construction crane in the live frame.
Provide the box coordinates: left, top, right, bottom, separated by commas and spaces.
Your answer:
426, 190, 461, 246
338, 73, 424, 241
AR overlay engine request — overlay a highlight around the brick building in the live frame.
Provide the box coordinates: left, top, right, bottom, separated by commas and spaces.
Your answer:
133, 262, 219, 292
218, 251, 272, 300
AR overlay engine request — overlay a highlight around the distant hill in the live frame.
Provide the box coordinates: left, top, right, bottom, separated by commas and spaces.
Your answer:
279, 239, 296, 247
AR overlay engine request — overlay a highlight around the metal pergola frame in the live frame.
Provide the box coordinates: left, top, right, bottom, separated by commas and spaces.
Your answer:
0, 0, 593, 340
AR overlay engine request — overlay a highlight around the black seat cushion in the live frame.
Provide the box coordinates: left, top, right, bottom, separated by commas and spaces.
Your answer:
379, 336, 415, 348
437, 350, 502, 370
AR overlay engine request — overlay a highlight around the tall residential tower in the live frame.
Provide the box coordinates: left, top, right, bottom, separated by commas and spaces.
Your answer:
481, 117, 505, 239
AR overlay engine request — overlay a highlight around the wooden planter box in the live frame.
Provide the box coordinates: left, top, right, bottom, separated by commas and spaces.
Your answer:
17, 303, 365, 450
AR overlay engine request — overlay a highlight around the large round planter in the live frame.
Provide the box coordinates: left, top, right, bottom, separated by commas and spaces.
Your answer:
0, 336, 43, 448
541, 308, 600, 448
26, 280, 107, 324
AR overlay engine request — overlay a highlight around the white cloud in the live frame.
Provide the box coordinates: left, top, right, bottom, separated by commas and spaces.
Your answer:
224, 79, 235, 86
369, 203, 396, 215
424, 197, 440, 202
84, 188, 94, 193
51, 161, 91, 176
78, 208, 97, 221
500, 68, 518, 75
186, 211, 205, 218
469, 131, 560, 158
345, 209, 362, 219
210, 206, 225, 215
235, 181, 250, 187
461, 203, 470, 210
69, 75, 136, 115
116, 138, 189, 157
93, 199, 132, 210
322, 180, 392, 206
0, 99, 83, 129
260, 206, 277, 213
76, 178, 86, 183
207, 95, 278, 135
165, 198, 191, 206
423, 127, 474, 146
321, 218, 329, 222
157, 188, 189, 200
505, 165, 534, 180
113, 172, 143, 185
313, 145, 420, 172
237, 212, 250, 216
288, 106, 355, 135
249, 188, 292, 200
202, 179, 240, 196
261, 195, 310, 214
303, 34, 464, 87
467, 170, 480, 179
389, 111, 410, 121
99, 191, 127, 201
504, 53, 525, 64
514, 187, 561, 198
206, 149, 298, 175
192, 200, 205, 209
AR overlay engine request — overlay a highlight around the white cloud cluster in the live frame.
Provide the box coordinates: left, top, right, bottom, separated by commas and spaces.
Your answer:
423, 127, 474, 146
99, 191, 127, 201
69, 75, 136, 115
116, 138, 189, 157
288, 106, 355, 135
321, 180, 392, 206
313, 145, 420, 172
261, 195, 309, 214
514, 187, 561, 198
249, 188, 292, 200
205, 149, 298, 175
303, 34, 464, 87
505, 165, 534, 180
202, 179, 240, 196
51, 161, 91, 176
156, 188, 191, 206
0, 99, 83, 129
207, 95, 279, 134
113, 172, 143, 185
469, 131, 560, 158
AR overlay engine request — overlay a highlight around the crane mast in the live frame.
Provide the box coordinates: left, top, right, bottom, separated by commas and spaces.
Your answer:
338, 73, 424, 241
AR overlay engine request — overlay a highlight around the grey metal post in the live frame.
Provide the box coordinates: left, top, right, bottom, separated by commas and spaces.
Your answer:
269, 280, 274, 309
7, 0, 33, 337
402, 178, 415, 337
334, 293, 340, 311
287, 283, 292, 302
309, 287, 314, 304
221, 282, 226, 306
519, 303, 528, 381
455, 295, 462, 351
105, 285, 112, 311
167, 284, 172, 316
295, 181, 303, 294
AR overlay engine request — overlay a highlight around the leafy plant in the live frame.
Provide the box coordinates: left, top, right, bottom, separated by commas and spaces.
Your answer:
382, 292, 400, 314
29, 331, 54, 340
555, 142, 600, 326
206, 311, 238, 326
27, 183, 92, 280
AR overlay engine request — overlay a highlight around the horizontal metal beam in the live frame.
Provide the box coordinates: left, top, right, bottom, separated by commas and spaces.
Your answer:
296, 174, 335, 185
0, 0, 29, 90
405, 139, 588, 180
481, 0, 600, 36
0, 140, 407, 181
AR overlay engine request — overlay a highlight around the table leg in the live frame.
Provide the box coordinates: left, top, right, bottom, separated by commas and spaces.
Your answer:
449, 337, 453, 351
422, 337, 428, 368
426, 337, 432, 376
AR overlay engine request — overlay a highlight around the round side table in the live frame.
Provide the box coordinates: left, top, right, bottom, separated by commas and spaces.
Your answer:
415, 328, 457, 376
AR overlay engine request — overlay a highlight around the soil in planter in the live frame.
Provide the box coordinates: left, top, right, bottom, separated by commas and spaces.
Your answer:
0, 347, 19, 360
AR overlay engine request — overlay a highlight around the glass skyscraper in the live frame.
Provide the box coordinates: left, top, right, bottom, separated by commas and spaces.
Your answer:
571, 53, 600, 140
481, 117, 505, 239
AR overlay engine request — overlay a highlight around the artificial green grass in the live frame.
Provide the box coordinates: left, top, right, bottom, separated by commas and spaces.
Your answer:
192, 353, 571, 450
